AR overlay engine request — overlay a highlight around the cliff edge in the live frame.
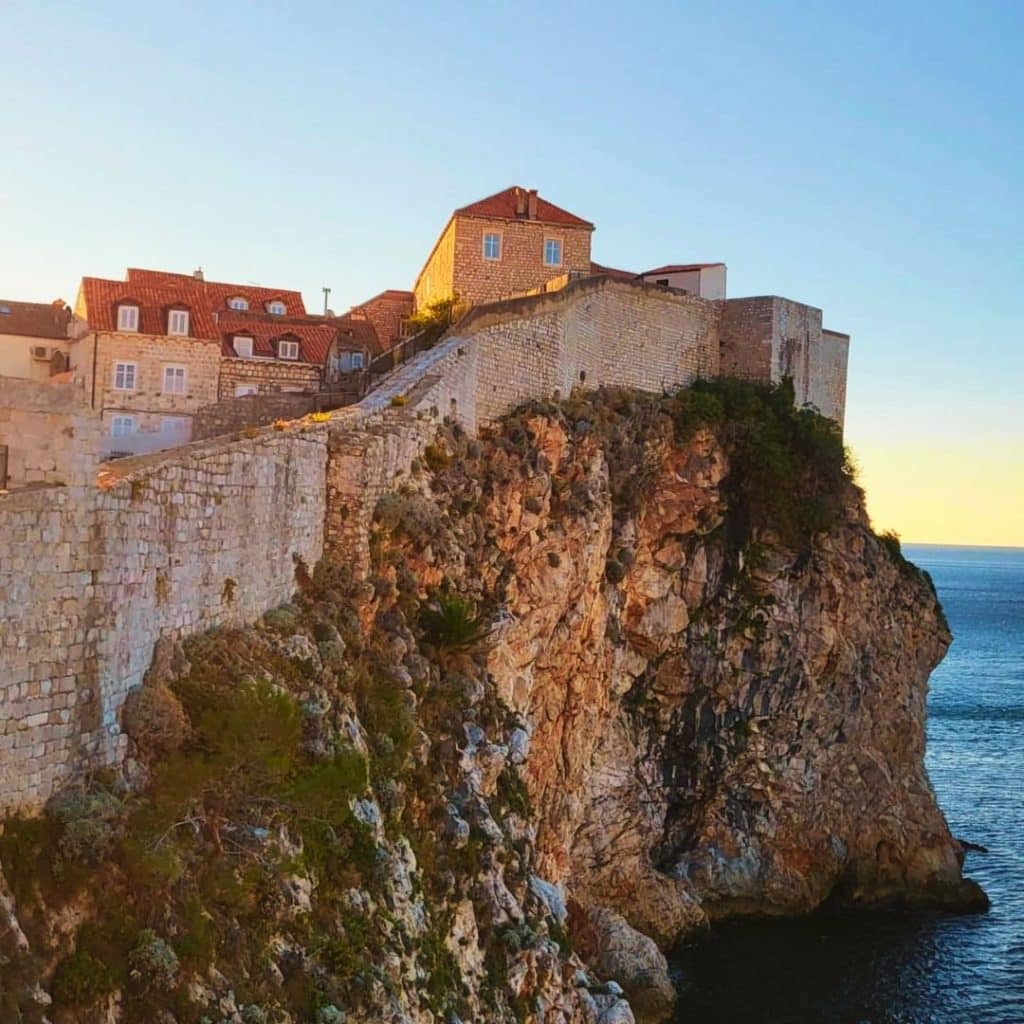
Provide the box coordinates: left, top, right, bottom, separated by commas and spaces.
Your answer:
0, 381, 983, 1023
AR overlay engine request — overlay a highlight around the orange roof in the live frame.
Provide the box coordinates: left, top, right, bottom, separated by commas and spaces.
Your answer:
78, 270, 307, 339
455, 186, 593, 228
0, 299, 72, 340
220, 312, 381, 362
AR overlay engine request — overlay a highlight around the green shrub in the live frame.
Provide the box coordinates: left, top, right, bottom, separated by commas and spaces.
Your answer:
51, 949, 116, 1006
423, 443, 450, 472
121, 683, 189, 762
128, 929, 179, 989
419, 594, 490, 651
878, 529, 904, 562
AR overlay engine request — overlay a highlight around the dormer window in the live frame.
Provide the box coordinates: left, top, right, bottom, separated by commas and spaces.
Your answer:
278, 339, 300, 360
117, 304, 139, 332
267, 300, 286, 315
168, 309, 189, 336
227, 296, 249, 311
233, 335, 254, 358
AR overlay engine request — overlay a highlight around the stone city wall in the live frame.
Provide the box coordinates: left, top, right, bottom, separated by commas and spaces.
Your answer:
0, 426, 326, 811
325, 276, 721, 570
0, 276, 845, 811
719, 296, 848, 425
217, 356, 322, 400
0, 374, 101, 488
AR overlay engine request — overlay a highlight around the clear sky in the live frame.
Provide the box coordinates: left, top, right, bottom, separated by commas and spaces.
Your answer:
3, 1, 1021, 546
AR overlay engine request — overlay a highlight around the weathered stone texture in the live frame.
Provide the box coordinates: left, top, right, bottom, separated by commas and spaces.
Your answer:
415, 213, 593, 310
0, 375, 100, 488
720, 296, 848, 425
0, 277, 847, 812
217, 356, 322, 399
0, 426, 325, 810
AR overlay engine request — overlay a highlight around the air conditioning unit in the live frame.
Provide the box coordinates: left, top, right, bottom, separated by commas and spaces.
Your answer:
31, 346, 50, 361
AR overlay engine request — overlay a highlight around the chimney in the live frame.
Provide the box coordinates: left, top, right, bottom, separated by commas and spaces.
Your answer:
514, 187, 527, 217
193, 266, 204, 281
527, 189, 538, 220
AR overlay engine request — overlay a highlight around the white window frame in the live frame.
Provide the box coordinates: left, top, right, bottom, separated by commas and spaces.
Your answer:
160, 416, 188, 434
543, 237, 563, 267
110, 414, 136, 437
162, 364, 187, 395
351, 351, 365, 370
267, 300, 286, 315
278, 339, 300, 360
233, 336, 254, 358
227, 296, 249, 311
116, 305, 139, 332
167, 309, 189, 336
113, 361, 137, 390
482, 231, 502, 261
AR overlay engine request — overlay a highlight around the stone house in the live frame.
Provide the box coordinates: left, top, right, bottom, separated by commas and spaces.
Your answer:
413, 186, 594, 311
348, 289, 414, 352
0, 299, 76, 380
72, 268, 381, 452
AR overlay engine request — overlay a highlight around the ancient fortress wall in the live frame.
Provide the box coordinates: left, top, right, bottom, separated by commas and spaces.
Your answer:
719, 296, 848, 424
1, 277, 830, 812
0, 376, 101, 488
0, 429, 326, 810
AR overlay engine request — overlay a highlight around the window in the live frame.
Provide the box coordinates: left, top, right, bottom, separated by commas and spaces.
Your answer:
110, 415, 135, 437
543, 238, 562, 267
267, 300, 286, 315
117, 305, 139, 332
161, 416, 188, 434
655, 278, 669, 286
168, 309, 189, 336
336, 350, 365, 373
483, 232, 501, 260
227, 296, 248, 311
278, 339, 300, 360
162, 364, 186, 394
233, 336, 254, 358
234, 385, 258, 397
113, 362, 137, 390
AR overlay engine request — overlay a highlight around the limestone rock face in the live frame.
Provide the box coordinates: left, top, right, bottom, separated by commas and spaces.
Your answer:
396, 405, 984, 964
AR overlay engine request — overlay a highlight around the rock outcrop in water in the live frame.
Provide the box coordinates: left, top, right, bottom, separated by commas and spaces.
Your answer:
0, 382, 983, 1023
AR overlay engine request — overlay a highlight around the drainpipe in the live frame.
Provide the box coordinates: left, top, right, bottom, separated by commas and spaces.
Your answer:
90, 332, 98, 410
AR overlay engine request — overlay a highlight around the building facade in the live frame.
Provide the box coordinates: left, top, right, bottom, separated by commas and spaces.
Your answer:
0, 299, 75, 380
638, 263, 727, 299
72, 268, 379, 453
348, 289, 414, 352
413, 186, 594, 311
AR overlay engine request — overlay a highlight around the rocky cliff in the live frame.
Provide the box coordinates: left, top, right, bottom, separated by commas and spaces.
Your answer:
0, 382, 983, 1024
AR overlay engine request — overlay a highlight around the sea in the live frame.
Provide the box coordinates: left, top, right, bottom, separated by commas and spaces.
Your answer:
672, 544, 1024, 1023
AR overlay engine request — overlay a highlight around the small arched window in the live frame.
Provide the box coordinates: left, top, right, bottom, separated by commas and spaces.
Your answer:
227, 296, 248, 311
267, 300, 286, 315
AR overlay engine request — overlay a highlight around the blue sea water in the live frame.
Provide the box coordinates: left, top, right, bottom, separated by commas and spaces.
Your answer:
673, 544, 1024, 1023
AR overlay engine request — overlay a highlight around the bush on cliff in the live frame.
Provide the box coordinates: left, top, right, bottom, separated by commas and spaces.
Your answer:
669, 377, 853, 546
419, 593, 491, 651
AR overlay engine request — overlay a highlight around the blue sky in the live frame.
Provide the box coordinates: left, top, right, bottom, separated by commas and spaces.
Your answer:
2, 1, 1021, 543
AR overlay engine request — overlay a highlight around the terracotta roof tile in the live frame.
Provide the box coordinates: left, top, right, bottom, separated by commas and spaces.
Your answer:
455, 187, 593, 228
78, 270, 309, 343
0, 299, 72, 340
